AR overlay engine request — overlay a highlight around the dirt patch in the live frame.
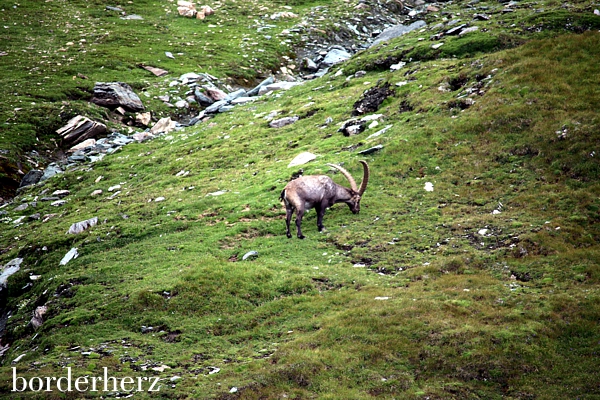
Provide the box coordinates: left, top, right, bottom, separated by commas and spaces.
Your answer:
352, 82, 395, 116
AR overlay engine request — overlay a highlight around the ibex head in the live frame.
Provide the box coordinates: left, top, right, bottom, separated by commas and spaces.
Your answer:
327, 160, 370, 214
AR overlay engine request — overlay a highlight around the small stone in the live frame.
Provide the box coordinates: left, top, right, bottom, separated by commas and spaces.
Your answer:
51, 200, 66, 207
67, 217, 98, 234
108, 185, 121, 192
91, 189, 103, 196
431, 43, 444, 49
288, 152, 317, 168
155, 197, 166, 202
52, 190, 70, 198
59, 248, 79, 265
424, 182, 434, 192
242, 251, 258, 261
14, 203, 28, 212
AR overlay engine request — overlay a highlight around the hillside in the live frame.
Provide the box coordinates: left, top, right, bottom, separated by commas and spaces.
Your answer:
1, 0, 600, 398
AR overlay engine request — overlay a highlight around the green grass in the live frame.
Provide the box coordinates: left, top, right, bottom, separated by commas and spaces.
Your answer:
1, 0, 600, 398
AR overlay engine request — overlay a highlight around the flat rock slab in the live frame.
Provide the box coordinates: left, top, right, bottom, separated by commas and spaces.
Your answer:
56, 115, 107, 145
370, 20, 427, 47
91, 82, 145, 112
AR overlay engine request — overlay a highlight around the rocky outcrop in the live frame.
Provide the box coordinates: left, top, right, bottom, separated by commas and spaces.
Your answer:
91, 82, 145, 112
56, 115, 107, 145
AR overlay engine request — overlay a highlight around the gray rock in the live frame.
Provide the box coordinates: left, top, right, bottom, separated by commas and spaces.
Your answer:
67, 217, 98, 234
194, 88, 215, 106
357, 144, 384, 155
0, 258, 23, 291
56, 115, 107, 145
14, 203, 28, 212
247, 76, 274, 96
269, 116, 299, 128
28, 213, 40, 220
19, 170, 43, 188
321, 48, 352, 67
242, 251, 258, 261
59, 248, 79, 265
446, 24, 468, 36
370, 20, 427, 47
303, 57, 318, 71
40, 163, 63, 182
205, 100, 229, 114
218, 105, 236, 113
91, 82, 145, 112
225, 89, 247, 102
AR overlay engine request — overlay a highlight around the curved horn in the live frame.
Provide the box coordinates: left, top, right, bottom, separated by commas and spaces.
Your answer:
358, 160, 369, 195
327, 163, 357, 191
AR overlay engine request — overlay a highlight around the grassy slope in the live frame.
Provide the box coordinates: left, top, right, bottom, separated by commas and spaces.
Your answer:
1, 0, 600, 399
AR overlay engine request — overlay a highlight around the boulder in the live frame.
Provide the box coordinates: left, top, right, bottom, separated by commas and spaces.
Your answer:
246, 76, 274, 96
320, 48, 352, 67
91, 82, 145, 112
56, 115, 107, 145
150, 117, 177, 134
370, 20, 427, 47
19, 170, 43, 188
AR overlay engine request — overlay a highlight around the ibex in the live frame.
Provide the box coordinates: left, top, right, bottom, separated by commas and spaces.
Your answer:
280, 161, 370, 239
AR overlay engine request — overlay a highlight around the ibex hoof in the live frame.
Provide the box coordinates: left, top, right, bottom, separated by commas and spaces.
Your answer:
286, 232, 292, 238
298, 235, 305, 239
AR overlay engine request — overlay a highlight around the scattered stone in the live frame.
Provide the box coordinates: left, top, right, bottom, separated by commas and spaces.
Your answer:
68, 139, 97, 152
136, 112, 152, 126
0, 258, 23, 292
51, 200, 66, 207
12, 354, 26, 364
206, 190, 227, 197
446, 24, 468, 36
133, 131, 154, 142
12, 216, 26, 224
366, 125, 393, 140
424, 182, 434, 192
320, 48, 352, 67
204, 87, 228, 101
67, 217, 98, 234
14, 203, 28, 212
204, 100, 229, 114
155, 197, 165, 202
258, 81, 302, 96
142, 65, 169, 76
339, 119, 367, 136
357, 144, 384, 155
60, 248, 79, 265
288, 152, 317, 167
19, 170, 43, 188
121, 14, 143, 20
175, 100, 189, 108
242, 251, 258, 261
370, 20, 427, 47
52, 190, 70, 198
150, 117, 177, 134
225, 89, 247, 102
177, 0, 197, 17
246, 76, 274, 96
374, 297, 390, 300
30, 306, 47, 330
91, 189, 102, 196
91, 82, 145, 112
269, 116, 299, 128
431, 42, 444, 49
56, 115, 107, 145
108, 185, 121, 192
28, 213, 40, 220
230, 97, 256, 105
194, 89, 215, 106
459, 26, 480, 36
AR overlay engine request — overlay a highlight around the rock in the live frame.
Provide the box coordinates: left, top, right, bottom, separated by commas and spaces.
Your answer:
206, 190, 227, 197
150, 117, 177, 134
424, 182, 434, 192
339, 119, 366, 136
121, 14, 143, 20
288, 152, 317, 167
194, 88, 215, 106
230, 97, 256, 105
320, 48, 352, 67
352, 83, 394, 116
56, 115, 107, 145
303, 57, 318, 71
242, 251, 258, 261
246, 76, 274, 96
12, 216, 26, 225
136, 112, 152, 126
28, 213, 40, 220
91, 189, 103, 196
459, 26, 480, 36
165, 51, 175, 59
269, 116, 299, 128
431, 43, 444, 49
106, 6, 123, 12
155, 197, 165, 202
67, 217, 98, 234
446, 24, 467, 36
0, 258, 23, 292
204, 86, 228, 101
204, 100, 229, 114
30, 306, 47, 330
40, 163, 63, 182
91, 82, 145, 112
141, 65, 169, 77
258, 81, 302, 95
357, 144, 384, 155
68, 139, 97, 152
19, 170, 43, 188
52, 190, 70, 198
14, 203, 28, 212
225, 89, 247, 102
133, 131, 154, 142
197, 5, 215, 20
51, 200, 66, 207
59, 248, 79, 265
175, 100, 189, 108
108, 185, 121, 192
177, 0, 197, 17
370, 20, 427, 47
